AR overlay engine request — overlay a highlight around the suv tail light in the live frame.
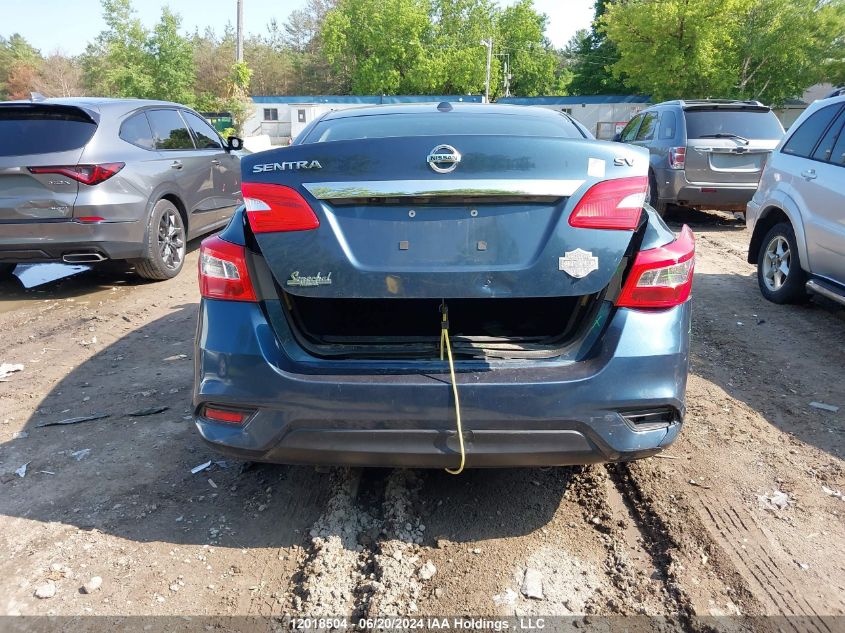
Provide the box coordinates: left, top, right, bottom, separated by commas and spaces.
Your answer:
569, 176, 647, 230
28, 162, 125, 185
199, 235, 257, 301
668, 147, 686, 170
242, 182, 319, 233
617, 225, 695, 309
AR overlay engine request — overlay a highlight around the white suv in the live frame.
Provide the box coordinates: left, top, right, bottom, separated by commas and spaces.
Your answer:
746, 94, 845, 305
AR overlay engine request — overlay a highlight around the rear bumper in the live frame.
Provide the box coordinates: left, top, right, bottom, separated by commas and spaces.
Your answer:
0, 219, 145, 263
192, 298, 691, 468
655, 168, 758, 211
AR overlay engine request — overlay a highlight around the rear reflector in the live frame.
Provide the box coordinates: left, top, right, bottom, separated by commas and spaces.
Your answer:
28, 162, 125, 185
202, 405, 251, 424
242, 182, 320, 233
668, 147, 686, 170
75, 216, 106, 223
568, 176, 647, 231
617, 225, 695, 309
198, 235, 257, 301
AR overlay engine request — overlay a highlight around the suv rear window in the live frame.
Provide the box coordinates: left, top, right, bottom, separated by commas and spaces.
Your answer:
305, 112, 586, 143
0, 106, 97, 157
684, 109, 784, 140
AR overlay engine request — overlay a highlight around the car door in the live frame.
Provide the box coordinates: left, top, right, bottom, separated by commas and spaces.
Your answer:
618, 114, 644, 144
181, 110, 241, 226
794, 105, 845, 282
146, 108, 214, 237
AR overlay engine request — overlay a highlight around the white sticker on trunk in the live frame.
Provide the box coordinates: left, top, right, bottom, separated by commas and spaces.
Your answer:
559, 249, 599, 278
587, 158, 606, 178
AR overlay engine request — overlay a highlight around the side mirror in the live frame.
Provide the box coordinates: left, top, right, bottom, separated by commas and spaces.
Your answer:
612, 133, 622, 143
226, 136, 244, 152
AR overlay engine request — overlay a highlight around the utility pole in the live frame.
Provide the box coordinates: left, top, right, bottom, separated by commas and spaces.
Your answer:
236, 0, 244, 63
480, 38, 493, 103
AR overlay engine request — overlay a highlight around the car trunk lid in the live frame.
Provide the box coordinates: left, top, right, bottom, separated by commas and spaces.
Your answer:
0, 104, 98, 221
682, 106, 783, 184
241, 134, 648, 300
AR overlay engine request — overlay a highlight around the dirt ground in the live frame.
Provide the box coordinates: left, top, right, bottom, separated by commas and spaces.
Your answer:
1, 209, 843, 629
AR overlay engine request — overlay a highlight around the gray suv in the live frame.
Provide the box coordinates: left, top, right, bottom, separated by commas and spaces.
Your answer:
615, 100, 784, 215
0, 98, 243, 280
747, 93, 845, 305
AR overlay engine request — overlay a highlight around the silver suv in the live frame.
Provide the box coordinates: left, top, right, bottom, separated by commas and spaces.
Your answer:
0, 98, 243, 280
747, 93, 845, 305
616, 100, 784, 216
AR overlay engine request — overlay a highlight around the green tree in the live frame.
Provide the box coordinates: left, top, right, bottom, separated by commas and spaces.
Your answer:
496, 0, 564, 97
82, 0, 153, 97
603, 0, 845, 104
566, 0, 628, 95
148, 7, 196, 104
322, 0, 434, 94
0, 34, 43, 99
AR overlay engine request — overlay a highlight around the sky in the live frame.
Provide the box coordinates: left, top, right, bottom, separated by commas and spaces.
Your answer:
2, 0, 594, 55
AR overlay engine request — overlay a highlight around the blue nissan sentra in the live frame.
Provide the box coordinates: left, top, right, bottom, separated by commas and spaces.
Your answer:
193, 103, 694, 470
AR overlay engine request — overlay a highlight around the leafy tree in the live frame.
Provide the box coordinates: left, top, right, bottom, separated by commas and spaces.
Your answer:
148, 7, 195, 104
603, 0, 845, 104
496, 0, 564, 97
82, 0, 153, 98
322, 0, 434, 94
566, 0, 628, 95
0, 34, 43, 99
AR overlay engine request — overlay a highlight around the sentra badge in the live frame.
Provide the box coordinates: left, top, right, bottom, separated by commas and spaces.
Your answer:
286, 271, 333, 287
559, 249, 599, 278
253, 160, 322, 174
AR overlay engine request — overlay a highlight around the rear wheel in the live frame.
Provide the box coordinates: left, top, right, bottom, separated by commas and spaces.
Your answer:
756, 222, 808, 304
647, 171, 667, 216
133, 199, 186, 281
0, 263, 16, 278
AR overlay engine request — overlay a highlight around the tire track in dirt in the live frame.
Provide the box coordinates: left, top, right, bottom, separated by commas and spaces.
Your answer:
284, 468, 429, 619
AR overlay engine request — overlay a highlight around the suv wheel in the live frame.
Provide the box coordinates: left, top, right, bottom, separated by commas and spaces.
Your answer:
647, 172, 667, 216
757, 222, 808, 304
133, 199, 187, 281
0, 263, 16, 278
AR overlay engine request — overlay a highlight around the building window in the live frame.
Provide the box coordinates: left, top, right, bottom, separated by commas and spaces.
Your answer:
297, 109, 306, 123
263, 108, 279, 121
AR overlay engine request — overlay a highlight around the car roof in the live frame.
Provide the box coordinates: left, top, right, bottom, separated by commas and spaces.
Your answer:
2, 97, 187, 114
318, 102, 572, 122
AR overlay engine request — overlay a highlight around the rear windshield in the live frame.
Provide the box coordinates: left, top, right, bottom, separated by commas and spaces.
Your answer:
684, 109, 784, 140
304, 112, 586, 143
0, 106, 97, 157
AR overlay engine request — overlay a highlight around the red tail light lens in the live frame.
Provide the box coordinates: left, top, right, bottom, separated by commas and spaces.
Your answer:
242, 182, 319, 233
569, 176, 648, 230
668, 147, 686, 170
28, 163, 125, 185
198, 235, 257, 301
617, 225, 695, 309
202, 405, 251, 424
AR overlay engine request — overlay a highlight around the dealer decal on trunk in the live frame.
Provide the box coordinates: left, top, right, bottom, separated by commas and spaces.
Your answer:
286, 271, 333, 287
559, 249, 599, 278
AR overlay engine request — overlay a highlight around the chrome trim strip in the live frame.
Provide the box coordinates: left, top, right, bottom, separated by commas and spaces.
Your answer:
302, 179, 584, 200
806, 280, 845, 307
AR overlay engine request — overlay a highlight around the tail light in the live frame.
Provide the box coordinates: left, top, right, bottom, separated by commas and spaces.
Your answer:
198, 235, 257, 301
201, 405, 252, 424
617, 225, 695, 309
668, 147, 686, 170
241, 182, 319, 233
569, 176, 647, 230
28, 162, 125, 185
